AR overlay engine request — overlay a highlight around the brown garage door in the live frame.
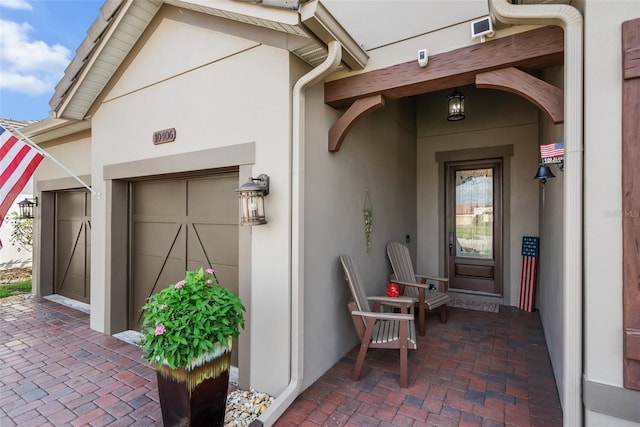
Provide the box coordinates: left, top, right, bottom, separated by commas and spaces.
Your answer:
54, 190, 91, 303
129, 172, 239, 330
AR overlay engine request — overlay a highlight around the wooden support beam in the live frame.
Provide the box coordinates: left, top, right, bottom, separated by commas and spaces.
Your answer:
328, 94, 385, 152
325, 26, 564, 109
476, 67, 564, 124
622, 17, 640, 392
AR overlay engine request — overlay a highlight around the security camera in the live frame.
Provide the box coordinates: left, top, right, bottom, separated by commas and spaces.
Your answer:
418, 49, 428, 67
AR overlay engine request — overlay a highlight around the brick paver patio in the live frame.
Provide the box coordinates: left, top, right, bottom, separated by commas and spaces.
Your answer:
0, 297, 562, 426
274, 305, 563, 427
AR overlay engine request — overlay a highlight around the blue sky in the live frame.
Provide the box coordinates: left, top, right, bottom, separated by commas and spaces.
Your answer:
0, 0, 103, 122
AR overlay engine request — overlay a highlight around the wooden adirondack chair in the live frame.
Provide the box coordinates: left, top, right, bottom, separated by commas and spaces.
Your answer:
339, 255, 417, 388
386, 242, 450, 336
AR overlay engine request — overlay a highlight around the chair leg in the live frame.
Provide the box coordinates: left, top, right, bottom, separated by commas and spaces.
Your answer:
399, 320, 408, 388
418, 289, 426, 336
418, 308, 426, 335
440, 305, 447, 324
353, 318, 375, 381
353, 342, 370, 381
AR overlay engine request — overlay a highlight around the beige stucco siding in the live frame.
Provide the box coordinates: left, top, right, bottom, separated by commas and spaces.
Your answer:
536, 65, 565, 406
303, 87, 417, 387
35, 136, 92, 181
416, 85, 540, 306
582, 0, 640, 425
88, 10, 299, 395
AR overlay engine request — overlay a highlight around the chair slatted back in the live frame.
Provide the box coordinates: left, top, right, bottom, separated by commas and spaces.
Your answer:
387, 242, 419, 299
340, 255, 372, 314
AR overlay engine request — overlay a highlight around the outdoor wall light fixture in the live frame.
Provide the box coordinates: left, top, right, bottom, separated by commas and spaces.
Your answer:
533, 165, 556, 185
17, 197, 38, 219
447, 88, 465, 121
236, 174, 269, 226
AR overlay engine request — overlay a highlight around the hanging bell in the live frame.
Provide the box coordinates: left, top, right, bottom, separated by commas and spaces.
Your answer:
533, 165, 555, 184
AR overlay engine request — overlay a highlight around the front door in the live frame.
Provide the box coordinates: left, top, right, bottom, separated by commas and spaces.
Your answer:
446, 160, 502, 295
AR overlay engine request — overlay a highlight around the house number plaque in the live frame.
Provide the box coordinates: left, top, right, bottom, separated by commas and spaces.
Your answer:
153, 128, 176, 145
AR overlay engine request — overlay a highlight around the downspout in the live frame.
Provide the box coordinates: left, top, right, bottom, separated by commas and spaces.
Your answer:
489, 0, 583, 426
258, 40, 342, 426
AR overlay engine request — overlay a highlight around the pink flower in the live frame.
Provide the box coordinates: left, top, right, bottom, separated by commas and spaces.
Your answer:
205, 268, 214, 275
175, 280, 185, 289
160, 304, 167, 310
154, 324, 166, 336
206, 280, 213, 284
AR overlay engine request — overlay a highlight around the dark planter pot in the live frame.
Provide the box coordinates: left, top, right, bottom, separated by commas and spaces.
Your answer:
156, 345, 231, 427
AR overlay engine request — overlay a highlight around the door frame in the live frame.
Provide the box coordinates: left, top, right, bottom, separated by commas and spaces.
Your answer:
445, 159, 503, 296
436, 144, 513, 304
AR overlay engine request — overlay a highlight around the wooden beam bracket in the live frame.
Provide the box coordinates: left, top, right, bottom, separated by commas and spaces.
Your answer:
328, 94, 385, 152
476, 67, 564, 124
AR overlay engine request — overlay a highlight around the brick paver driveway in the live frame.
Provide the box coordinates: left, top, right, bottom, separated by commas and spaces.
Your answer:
1, 297, 161, 426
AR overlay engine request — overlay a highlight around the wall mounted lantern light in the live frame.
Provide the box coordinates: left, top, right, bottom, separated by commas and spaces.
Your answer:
236, 174, 269, 226
447, 88, 465, 121
533, 164, 555, 185
17, 197, 38, 219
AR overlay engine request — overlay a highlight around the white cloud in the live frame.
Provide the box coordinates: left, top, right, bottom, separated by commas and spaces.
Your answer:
0, 19, 71, 96
0, 72, 52, 96
0, 0, 32, 10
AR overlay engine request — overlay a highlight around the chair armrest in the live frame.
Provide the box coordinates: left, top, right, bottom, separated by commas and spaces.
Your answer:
392, 279, 430, 290
352, 311, 414, 321
415, 274, 448, 283
414, 274, 448, 292
368, 296, 417, 305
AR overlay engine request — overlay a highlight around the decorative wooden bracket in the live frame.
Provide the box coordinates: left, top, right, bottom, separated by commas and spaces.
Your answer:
476, 67, 564, 124
328, 94, 385, 152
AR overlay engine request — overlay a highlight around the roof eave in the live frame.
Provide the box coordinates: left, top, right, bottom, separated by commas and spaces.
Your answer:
50, 0, 366, 121
300, 1, 367, 71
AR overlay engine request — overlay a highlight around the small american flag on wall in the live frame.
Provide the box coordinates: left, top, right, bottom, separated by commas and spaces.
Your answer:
518, 236, 539, 312
540, 142, 565, 159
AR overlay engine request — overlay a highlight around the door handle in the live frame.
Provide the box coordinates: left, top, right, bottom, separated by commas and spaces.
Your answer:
448, 232, 454, 256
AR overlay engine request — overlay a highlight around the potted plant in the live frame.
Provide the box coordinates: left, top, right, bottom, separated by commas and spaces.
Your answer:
140, 267, 245, 427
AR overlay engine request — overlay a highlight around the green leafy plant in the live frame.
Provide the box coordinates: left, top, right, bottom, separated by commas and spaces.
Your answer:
140, 268, 245, 369
5, 212, 33, 253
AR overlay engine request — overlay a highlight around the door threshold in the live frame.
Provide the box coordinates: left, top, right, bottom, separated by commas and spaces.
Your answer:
448, 289, 502, 298
44, 294, 90, 314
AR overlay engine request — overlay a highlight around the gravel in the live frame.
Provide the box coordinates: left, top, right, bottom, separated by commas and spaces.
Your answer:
225, 389, 274, 426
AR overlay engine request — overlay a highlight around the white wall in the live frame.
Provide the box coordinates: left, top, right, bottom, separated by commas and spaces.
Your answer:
582, 0, 640, 425
416, 85, 540, 305
302, 87, 417, 388
0, 186, 34, 269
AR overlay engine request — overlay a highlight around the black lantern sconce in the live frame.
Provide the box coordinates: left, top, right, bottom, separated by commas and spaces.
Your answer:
17, 197, 38, 219
533, 164, 556, 185
236, 174, 269, 226
447, 88, 465, 121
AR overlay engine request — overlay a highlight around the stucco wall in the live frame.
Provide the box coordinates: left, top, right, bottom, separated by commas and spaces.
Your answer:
89, 9, 300, 395
0, 186, 34, 269
303, 86, 417, 388
416, 85, 539, 306
536, 66, 565, 406
582, 1, 640, 425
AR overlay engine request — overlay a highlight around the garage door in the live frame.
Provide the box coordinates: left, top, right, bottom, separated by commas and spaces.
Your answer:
54, 190, 91, 303
129, 172, 239, 330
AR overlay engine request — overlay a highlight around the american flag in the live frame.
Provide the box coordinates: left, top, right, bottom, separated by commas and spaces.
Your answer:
518, 236, 539, 312
540, 142, 564, 159
0, 125, 44, 248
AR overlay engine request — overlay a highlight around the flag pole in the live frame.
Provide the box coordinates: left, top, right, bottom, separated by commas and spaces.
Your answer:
0, 119, 100, 198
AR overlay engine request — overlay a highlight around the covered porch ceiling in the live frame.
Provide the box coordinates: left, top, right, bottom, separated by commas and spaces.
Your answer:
324, 25, 565, 152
